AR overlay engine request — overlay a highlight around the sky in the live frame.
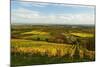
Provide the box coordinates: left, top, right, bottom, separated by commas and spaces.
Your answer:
11, 1, 95, 25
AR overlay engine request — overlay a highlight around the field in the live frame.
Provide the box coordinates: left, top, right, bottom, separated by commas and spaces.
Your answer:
11, 24, 95, 66
70, 33, 94, 38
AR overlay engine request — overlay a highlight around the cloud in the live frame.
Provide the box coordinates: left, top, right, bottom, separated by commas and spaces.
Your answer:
18, 1, 50, 8
11, 6, 94, 25
12, 8, 40, 18
54, 3, 95, 8
11, 0, 95, 9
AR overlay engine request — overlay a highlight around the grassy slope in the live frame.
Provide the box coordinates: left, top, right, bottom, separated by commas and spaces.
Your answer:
11, 39, 94, 66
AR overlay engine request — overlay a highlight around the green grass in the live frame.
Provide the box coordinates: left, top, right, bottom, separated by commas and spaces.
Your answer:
11, 39, 95, 66
22, 31, 49, 35
11, 25, 95, 66
70, 33, 94, 38
22, 34, 51, 41
11, 53, 92, 66
11, 39, 72, 47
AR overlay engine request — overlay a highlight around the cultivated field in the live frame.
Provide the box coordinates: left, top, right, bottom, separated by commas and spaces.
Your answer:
11, 24, 95, 66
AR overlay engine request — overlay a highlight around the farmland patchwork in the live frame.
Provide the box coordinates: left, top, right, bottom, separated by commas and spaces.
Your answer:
11, 0, 95, 66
